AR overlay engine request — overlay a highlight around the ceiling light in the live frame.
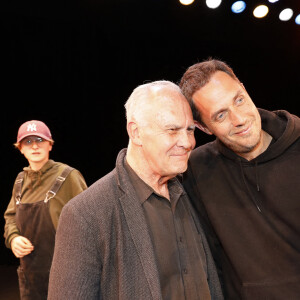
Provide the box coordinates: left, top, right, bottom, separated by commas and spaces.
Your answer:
179, 0, 195, 5
279, 8, 293, 21
206, 0, 222, 9
253, 5, 269, 18
231, 1, 246, 14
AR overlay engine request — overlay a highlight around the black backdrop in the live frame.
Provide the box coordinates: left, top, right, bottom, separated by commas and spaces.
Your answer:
1, 0, 300, 264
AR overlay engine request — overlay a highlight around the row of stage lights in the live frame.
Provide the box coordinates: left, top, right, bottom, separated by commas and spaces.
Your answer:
179, 0, 300, 25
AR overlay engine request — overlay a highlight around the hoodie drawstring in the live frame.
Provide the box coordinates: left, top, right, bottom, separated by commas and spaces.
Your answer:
238, 158, 262, 213
255, 161, 260, 192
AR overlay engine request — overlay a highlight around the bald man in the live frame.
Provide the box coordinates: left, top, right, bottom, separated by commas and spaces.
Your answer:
48, 81, 223, 300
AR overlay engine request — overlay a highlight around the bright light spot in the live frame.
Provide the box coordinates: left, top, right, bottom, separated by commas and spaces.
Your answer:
231, 1, 246, 14
253, 5, 269, 18
206, 0, 222, 9
296, 14, 300, 25
179, 0, 194, 5
268, 0, 279, 3
279, 8, 293, 21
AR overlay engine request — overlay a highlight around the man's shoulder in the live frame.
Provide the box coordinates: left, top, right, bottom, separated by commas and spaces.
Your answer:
66, 169, 118, 211
47, 161, 74, 177
190, 140, 219, 162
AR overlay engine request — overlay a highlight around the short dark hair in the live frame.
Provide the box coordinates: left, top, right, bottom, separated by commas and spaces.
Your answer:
179, 59, 239, 124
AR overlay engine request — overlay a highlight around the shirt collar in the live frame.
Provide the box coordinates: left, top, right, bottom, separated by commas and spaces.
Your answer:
124, 159, 185, 205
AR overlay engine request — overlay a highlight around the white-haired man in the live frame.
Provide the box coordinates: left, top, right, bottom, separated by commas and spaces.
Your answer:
48, 81, 223, 300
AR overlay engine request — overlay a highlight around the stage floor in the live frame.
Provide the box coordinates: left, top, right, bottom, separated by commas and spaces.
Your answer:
0, 265, 20, 300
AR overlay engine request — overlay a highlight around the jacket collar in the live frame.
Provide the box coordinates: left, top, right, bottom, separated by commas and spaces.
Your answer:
115, 148, 162, 300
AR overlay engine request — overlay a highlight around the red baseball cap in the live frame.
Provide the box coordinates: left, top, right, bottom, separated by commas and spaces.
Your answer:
17, 120, 53, 143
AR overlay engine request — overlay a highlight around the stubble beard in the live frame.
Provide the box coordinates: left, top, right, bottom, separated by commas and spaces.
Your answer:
225, 130, 262, 156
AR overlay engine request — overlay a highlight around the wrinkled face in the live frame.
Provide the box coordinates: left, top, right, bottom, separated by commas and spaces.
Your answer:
140, 92, 196, 178
193, 71, 262, 157
20, 136, 52, 167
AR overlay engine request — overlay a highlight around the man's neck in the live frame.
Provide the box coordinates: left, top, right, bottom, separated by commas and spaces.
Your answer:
126, 148, 171, 200
29, 160, 48, 171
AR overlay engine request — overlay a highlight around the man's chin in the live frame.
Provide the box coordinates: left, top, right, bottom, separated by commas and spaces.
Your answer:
225, 140, 259, 155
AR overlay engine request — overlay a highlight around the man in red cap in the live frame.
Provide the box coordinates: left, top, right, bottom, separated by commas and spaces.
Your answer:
4, 120, 87, 299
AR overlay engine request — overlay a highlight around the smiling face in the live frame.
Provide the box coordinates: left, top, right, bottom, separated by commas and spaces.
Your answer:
20, 136, 52, 170
139, 91, 196, 178
192, 71, 264, 159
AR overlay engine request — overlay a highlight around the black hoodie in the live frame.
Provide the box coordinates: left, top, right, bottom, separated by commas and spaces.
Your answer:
184, 109, 300, 299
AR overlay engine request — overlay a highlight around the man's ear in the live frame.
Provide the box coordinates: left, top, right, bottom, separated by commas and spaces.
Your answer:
195, 120, 213, 135
127, 122, 142, 146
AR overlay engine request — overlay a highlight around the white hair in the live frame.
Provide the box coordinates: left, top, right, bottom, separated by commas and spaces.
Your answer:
124, 80, 182, 126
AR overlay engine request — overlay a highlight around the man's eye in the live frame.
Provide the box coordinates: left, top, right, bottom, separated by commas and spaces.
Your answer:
236, 97, 244, 105
187, 128, 195, 134
168, 128, 177, 134
216, 112, 225, 121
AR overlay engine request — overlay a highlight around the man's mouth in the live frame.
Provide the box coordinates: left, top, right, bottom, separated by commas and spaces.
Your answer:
234, 123, 252, 136
171, 150, 191, 157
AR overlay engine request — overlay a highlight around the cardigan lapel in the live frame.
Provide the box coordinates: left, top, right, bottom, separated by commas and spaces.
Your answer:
119, 191, 162, 300
116, 149, 162, 300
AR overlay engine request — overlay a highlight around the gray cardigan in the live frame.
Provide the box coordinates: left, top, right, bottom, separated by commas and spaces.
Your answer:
48, 149, 223, 300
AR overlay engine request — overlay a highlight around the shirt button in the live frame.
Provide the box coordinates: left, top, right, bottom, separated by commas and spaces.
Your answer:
183, 268, 188, 274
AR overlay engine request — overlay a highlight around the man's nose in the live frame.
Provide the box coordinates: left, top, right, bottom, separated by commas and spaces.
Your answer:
31, 141, 39, 148
178, 131, 195, 150
230, 110, 246, 127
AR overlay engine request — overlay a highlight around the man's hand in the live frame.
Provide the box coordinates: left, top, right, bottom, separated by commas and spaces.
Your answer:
11, 236, 34, 258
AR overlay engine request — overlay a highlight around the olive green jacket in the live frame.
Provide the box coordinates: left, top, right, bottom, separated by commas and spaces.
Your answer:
4, 159, 87, 248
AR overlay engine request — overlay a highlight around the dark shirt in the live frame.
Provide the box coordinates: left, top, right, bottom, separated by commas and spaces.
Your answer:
124, 160, 211, 300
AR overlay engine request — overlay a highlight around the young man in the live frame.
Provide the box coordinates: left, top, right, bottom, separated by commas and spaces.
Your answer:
179, 59, 300, 299
4, 120, 87, 299
47, 81, 223, 300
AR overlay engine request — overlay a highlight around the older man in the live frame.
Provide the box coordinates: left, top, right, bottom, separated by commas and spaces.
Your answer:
47, 81, 223, 300
180, 59, 300, 299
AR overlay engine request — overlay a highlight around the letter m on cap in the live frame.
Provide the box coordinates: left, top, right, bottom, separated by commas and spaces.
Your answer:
27, 123, 37, 132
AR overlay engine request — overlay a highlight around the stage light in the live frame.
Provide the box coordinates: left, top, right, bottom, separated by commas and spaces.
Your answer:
279, 8, 293, 21
231, 1, 246, 14
179, 0, 194, 5
253, 5, 269, 18
206, 0, 222, 9
179, 0, 299, 27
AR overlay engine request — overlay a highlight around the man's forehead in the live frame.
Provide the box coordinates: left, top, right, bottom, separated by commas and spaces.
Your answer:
193, 73, 242, 103
155, 106, 194, 128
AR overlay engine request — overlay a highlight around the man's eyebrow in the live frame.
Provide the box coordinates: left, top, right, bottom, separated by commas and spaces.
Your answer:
164, 124, 196, 130
233, 89, 244, 100
164, 124, 181, 129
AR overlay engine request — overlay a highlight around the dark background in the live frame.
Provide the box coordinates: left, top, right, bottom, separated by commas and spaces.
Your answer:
1, 0, 300, 265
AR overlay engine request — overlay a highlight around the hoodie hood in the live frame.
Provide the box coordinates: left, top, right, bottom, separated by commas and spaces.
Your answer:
217, 108, 300, 164
185, 109, 300, 298
215, 108, 300, 212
